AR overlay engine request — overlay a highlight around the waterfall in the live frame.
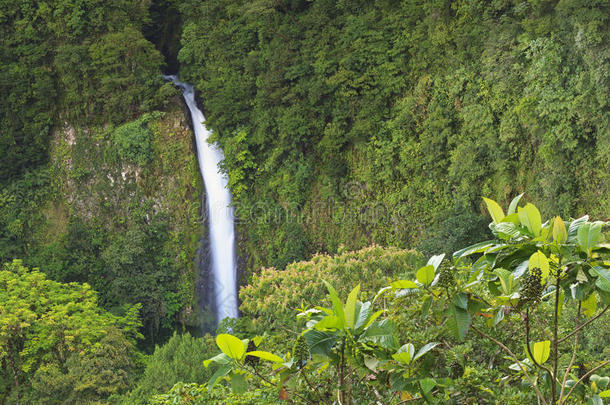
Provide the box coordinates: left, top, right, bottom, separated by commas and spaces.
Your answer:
164, 75, 238, 323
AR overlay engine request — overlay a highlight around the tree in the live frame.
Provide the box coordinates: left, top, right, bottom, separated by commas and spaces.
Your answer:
204, 282, 442, 404
389, 196, 610, 404
124, 332, 216, 405
0, 260, 141, 403
29, 328, 137, 405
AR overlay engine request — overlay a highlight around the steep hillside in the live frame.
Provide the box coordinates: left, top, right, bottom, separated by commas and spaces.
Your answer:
177, 0, 610, 272
27, 100, 204, 342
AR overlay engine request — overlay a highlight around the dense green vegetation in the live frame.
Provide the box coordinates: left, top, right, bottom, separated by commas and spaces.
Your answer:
178, 0, 610, 270
1, 0, 609, 404
0, 260, 142, 404
159, 199, 610, 404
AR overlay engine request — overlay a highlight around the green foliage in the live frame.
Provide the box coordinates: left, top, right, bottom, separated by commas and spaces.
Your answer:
114, 114, 157, 166
0, 260, 141, 404
178, 0, 610, 273
151, 382, 280, 405
239, 246, 424, 340
0, 168, 54, 261
194, 198, 608, 404
28, 328, 137, 405
87, 27, 164, 122
0, 0, 165, 181
20, 107, 202, 345
389, 197, 610, 404
123, 332, 216, 405
205, 281, 443, 404
0, 0, 186, 345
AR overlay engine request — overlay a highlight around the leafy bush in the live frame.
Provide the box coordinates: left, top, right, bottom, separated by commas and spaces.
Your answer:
0, 260, 141, 404
151, 382, 280, 405
199, 197, 609, 404
124, 332, 216, 405
239, 246, 424, 338
114, 114, 160, 166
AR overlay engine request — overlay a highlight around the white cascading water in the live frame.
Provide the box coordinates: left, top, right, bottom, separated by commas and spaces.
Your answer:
164, 75, 238, 322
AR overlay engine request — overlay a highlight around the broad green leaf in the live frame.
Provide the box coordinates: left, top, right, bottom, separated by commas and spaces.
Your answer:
518, 203, 542, 236
597, 277, 610, 293
529, 251, 550, 281
419, 378, 436, 395
501, 213, 521, 225
314, 315, 341, 330
594, 243, 610, 253
513, 260, 529, 279
507, 193, 524, 215
449, 305, 470, 341
392, 352, 412, 365
453, 241, 495, 258
373, 286, 391, 303
359, 319, 397, 350
364, 356, 379, 371
391, 280, 418, 289
591, 375, 609, 388
413, 342, 439, 362
362, 309, 383, 330
567, 215, 590, 242
314, 306, 334, 316
216, 334, 246, 360
204, 352, 231, 368
231, 373, 248, 394
493, 309, 504, 326
208, 364, 232, 389
493, 222, 521, 240
599, 389, 610, 398
344, 284, 360, 329
483, 197, 505, 224
246, 350, 284, 363
416, 265, 435, 286
494, 268, 515, 295
304, 330, 338, 357
427, 253, 446, 270
532, 340, 551, 364
393, 343, 414, 364
590, 267, 610, 292
322, 280, 346, 329
552, 216, 567, 243
581, 293, 597, 318
453, 293, 468, 310
600, 290, 610, 305
578, 222, 603, 256
557, 291, 565, 317
354, 301, 371, 331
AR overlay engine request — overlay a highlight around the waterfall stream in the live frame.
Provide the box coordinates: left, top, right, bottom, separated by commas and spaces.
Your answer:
164, 75, 239, 323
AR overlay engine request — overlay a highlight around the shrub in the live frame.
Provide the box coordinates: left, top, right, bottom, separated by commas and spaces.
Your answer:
113, 115, 155, 166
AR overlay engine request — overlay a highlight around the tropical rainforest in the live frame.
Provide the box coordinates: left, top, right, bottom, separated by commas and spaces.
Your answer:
0, 0, 609, 404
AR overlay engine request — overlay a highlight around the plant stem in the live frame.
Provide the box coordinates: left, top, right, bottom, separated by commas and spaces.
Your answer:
338, 337, 346, 405
250, 365, 316, 405
525, 308, 554, 378
560, 360, 610, 404
471, 325, 549, 405
558, 302, 580, 403
551, 269, 561, 404
557, 304, 609, 344
300, 367, 327, 404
